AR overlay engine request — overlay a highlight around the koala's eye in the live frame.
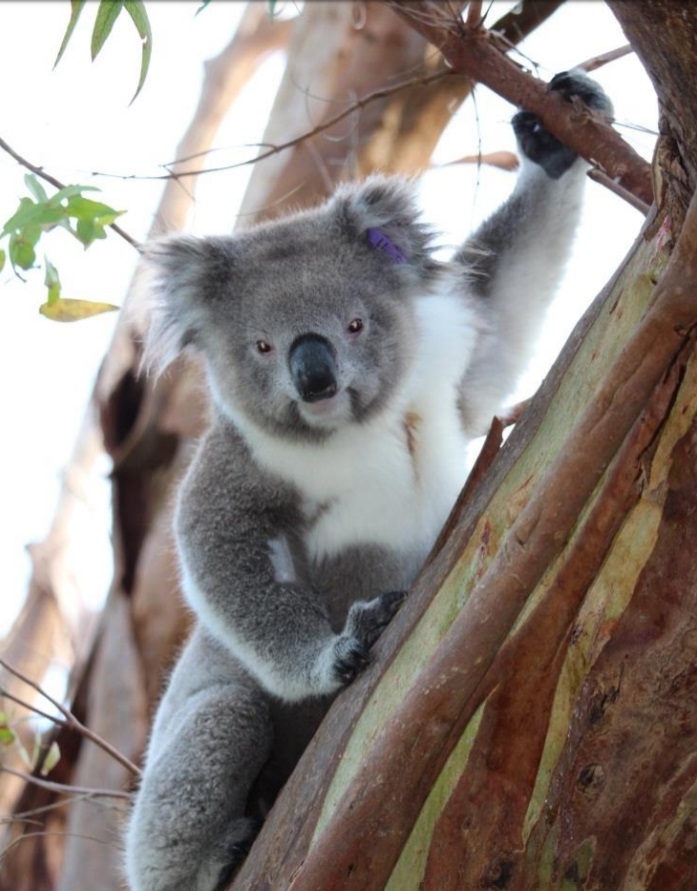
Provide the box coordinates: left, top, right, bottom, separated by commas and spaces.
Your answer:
347, 318, 363, 335
256, 339, 274, 355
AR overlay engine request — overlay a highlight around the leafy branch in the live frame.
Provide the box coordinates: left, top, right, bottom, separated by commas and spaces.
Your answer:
0, 133, 141, 321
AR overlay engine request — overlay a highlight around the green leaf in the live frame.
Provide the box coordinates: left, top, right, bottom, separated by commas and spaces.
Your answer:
2, 198, 65, 237
195, 0, 213, 15
40, 741, 61, 776
50, 183, 99, 203
44, 257, 61, 306
54, 0, 87, 68
91, 0, 124, 61
0, 713, 15, 748
66, 195, 124, 245
64, 195, 122, 222
39, 297, 120, 322
24, 174, 48, 203
9, 231, 38, 270
123, 0, 153, 101
0, 249, 5, 273
269, 0, 278, 16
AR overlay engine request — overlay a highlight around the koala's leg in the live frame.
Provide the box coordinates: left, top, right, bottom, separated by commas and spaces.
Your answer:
124, 627, 272, 891
455, 70, 613, 436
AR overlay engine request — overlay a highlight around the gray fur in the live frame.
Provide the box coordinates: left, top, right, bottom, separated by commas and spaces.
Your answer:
125, 73, 611, 891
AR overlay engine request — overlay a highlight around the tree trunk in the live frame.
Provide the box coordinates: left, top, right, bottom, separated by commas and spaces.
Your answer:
230, 4, 697, 889
6, 2, 690, 890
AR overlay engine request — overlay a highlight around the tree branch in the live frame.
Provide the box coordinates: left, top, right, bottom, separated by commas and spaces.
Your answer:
0, 658, 141, 779
85, 69, 462, 183
0, 767, 130, 802
384, 0, 653, 208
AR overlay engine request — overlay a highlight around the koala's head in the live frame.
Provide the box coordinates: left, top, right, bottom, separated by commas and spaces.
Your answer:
142, 177, 439, 441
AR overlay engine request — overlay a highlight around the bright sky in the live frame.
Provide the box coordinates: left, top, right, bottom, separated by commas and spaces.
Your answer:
0, 2, 657, 639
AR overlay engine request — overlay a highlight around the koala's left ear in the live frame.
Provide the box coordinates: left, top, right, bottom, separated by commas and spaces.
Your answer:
332, 176, 436, 276
137, 235, 234, 375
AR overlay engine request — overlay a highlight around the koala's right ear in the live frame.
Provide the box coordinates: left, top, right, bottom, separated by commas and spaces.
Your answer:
138, 235, 233, 375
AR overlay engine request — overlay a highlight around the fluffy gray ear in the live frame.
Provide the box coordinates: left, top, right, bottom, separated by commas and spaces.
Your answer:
332, 176, 436, 275
139, 235, 231, 375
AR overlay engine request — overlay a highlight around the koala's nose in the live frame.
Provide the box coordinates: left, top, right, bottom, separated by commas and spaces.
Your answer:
289, 334, 338, 403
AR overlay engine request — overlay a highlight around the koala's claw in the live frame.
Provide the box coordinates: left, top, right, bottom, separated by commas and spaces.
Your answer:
346, 589, 407, 650
548, 70, 614, 116
332, 637, 370, 686
330, 590, 407, 688
513, 69, 612, 180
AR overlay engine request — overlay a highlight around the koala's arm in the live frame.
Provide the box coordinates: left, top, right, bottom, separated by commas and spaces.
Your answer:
455, 71, 613, 435
176, 421, 402, 702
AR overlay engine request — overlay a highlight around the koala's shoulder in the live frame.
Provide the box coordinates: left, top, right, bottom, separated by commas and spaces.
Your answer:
181, 416, 298, 518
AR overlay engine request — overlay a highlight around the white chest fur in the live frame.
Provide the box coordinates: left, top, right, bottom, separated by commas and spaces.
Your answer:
240, 290, 478, 568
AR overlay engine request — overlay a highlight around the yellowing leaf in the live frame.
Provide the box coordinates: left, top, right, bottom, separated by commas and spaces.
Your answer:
40, 741, 61, 776
39, 297, 119, 322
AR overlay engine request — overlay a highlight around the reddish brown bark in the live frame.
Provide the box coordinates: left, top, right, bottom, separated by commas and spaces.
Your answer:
386, 0, 653, 209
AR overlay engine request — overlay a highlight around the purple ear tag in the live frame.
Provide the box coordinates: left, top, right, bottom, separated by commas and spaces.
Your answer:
366, 227, 408, 264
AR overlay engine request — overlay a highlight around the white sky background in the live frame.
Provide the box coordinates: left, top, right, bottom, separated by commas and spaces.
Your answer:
0, 1, 657, 639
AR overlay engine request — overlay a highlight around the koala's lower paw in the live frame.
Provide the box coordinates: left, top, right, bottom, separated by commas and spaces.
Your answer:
212, 818, 261, 891
513, 69, 612, 180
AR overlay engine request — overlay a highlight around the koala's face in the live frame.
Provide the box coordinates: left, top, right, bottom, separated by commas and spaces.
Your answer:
144, 178, 438, 441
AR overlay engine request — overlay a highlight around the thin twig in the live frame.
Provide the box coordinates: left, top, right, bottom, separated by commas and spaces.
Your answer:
1, 766, 131, 801
86, 69, 461, 182
588, 167, 650, 215
466, 0, 483, 28
0, 134, 140, 252
1, 687, 70, 729
576, 44, 634, 74
0, 657, 141, 778
1, 827, 115, 861
2, 794, 100, 824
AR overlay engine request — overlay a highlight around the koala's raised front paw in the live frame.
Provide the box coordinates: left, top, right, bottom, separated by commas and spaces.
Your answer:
513, 69, 613, 180
329, 589, 407, 688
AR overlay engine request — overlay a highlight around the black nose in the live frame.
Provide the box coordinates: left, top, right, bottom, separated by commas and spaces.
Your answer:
289, 334, 338, 403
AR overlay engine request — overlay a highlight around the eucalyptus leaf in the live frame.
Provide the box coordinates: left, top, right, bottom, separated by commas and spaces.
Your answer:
0, 711, 13, 748
91, 0, 124, 61
40, 297, 120, 322
40, 740, 62, 776
51, 183, 99, 204
24, 174, 48, 203
2, 199, 66, 236
9, 232, 37, 270
123, 0, 153, 101
0, 249, 5, 273
44, 258, 62, 306
54, 0, 87, 68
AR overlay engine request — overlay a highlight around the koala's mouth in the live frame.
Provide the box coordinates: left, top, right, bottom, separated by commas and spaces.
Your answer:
297, 390, 352, 426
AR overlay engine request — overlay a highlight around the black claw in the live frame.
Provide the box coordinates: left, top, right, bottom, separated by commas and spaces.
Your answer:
333, 638, 370, 686
513, 71, 611, 179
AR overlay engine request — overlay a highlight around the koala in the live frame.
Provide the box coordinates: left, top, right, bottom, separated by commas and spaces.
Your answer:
125, 71, 612, 891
